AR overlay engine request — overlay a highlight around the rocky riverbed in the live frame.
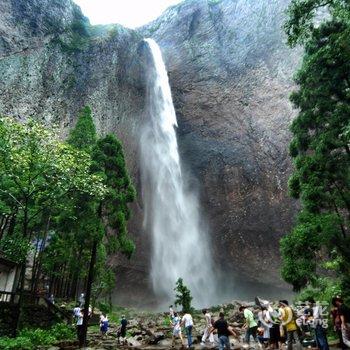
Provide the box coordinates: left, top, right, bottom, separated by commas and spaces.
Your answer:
41, 300, 339, 350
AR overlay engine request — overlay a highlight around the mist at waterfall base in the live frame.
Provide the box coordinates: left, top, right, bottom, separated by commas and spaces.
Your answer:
139, 39, 217, 308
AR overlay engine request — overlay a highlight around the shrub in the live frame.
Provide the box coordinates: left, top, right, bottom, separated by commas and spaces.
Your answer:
0, 324, 75, 350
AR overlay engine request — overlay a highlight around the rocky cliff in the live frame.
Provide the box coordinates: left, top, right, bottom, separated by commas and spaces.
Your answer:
142, 0, 300, 298
0, 0, 299, 305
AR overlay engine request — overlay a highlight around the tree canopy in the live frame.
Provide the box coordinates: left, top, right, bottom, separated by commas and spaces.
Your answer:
281, 0, 350, 297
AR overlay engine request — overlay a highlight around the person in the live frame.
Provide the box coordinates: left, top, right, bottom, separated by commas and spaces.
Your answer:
279, 300, 302, 350
100, 313, 109, 336
334, 297, 350, 348
182, 311, 194, 348
170, 305, 175, 318
172, 312, 183, 347
117, 315, 128, 345
76, 308, 84, 344
331, 298, 345, 349
211, 312, 231, 350
257, 307, 271, 347
79, 293, 85, 307
266, 306, 281, 349
240, 305, 258, 345
48, 294, 55, 304
73, 303, 81, 322
307, 298, 329, 350
201, 309, 214, 346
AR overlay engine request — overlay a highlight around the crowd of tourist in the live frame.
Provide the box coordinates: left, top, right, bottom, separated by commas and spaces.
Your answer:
168, 296, 350, 350
70, 296, 350, 349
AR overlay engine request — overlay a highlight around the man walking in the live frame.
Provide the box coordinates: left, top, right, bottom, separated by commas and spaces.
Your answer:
308, 298, 329, 350
182, 311, 194, 348
239, 305, 258, 345
211, 312, 231, 350
201, 309, 214, 346
279, 300, 302, 350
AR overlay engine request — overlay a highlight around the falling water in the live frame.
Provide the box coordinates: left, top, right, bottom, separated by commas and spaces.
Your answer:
140, 38, 216, 307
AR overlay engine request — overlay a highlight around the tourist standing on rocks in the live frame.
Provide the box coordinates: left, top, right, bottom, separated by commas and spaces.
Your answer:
170, 305, 175, 318
172, 312, 184, 347
331, 298, 345, 350
279, 300, 302, 350
182, 311, 194, 348
307, 298, 329, 350
118, 315, 128, 345
201, 309, 214, 346
73, 303, 81, 322
211, 312, 231, 350
334, 297, 350, 348
239, 305, 258, 346
76, 308, 84, 344
100, 313, 109, 337
79, 293, 85, 307
257, 307, 271, 347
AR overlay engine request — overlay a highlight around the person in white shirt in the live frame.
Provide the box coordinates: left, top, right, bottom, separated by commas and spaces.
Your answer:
308, 298, 329, 350
171, 312, 183, 347
201, 309, 214, 345
182, 312, 194, 348
76, 309, 84, 344
73, 303, 81, 321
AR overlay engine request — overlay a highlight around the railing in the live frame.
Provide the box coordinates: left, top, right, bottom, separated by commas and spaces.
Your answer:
0, 290, 17, 303
0, 290, 72, 324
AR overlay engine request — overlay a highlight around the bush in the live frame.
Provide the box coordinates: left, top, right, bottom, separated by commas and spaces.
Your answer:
0, 336, 33, 350
0, 324, 75, 350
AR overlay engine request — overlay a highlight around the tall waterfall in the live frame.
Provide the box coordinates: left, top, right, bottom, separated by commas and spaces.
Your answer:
140, 38, 216, 307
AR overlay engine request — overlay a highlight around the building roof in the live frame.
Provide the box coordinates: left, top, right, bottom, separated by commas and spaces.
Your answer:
0, 252, 18, 268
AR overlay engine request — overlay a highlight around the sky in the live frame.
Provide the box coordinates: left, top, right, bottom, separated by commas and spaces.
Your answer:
73, 0, 182, 28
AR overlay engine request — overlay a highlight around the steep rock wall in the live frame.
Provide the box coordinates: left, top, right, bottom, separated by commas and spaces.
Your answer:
142, 0, 300, 296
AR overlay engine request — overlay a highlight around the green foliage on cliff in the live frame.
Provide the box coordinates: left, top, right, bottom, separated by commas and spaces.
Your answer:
284, 0, 350, 47
68, 106, 97, 152
281, 0, 350, 297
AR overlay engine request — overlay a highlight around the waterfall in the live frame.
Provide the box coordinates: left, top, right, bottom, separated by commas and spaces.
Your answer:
140, 38, 216, 307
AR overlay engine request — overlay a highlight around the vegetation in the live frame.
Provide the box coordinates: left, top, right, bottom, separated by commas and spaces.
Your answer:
0, 108, 136, 342
0, 324, 75, 350
281, 0, 350, 300
174, 278, 193, 313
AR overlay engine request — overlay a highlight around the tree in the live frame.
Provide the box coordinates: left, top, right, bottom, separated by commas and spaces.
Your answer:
174, 278, 193, 313
0, 116, 105, 334
67, 106, 96, 152
281, 1, 350, 295
63, 108, 136, 347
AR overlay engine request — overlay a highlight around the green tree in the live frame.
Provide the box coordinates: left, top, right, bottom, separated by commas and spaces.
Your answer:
281, 1, 350, 295
174, 278, 193, 313
0, 116, 105, 334
67, 106, 96, 152
62, 108, 136, 346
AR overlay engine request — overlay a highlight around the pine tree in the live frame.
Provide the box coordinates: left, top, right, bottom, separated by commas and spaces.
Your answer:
174, 278, 193, 313
67, 106, 96, 151
281, 1, 350, 295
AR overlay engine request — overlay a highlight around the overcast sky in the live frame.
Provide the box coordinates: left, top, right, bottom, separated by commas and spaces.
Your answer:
73, 0, 182, 28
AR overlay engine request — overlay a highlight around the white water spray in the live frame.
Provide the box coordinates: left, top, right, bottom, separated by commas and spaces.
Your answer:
140, 38, 216, 307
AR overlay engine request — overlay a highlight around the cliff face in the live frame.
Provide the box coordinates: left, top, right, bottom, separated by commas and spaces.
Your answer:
0, 0, 299, 305
142, 0, 300, 296
0, 0, 153, 305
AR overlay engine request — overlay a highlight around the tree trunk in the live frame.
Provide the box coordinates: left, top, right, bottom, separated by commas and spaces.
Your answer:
80, 239, 98, 348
